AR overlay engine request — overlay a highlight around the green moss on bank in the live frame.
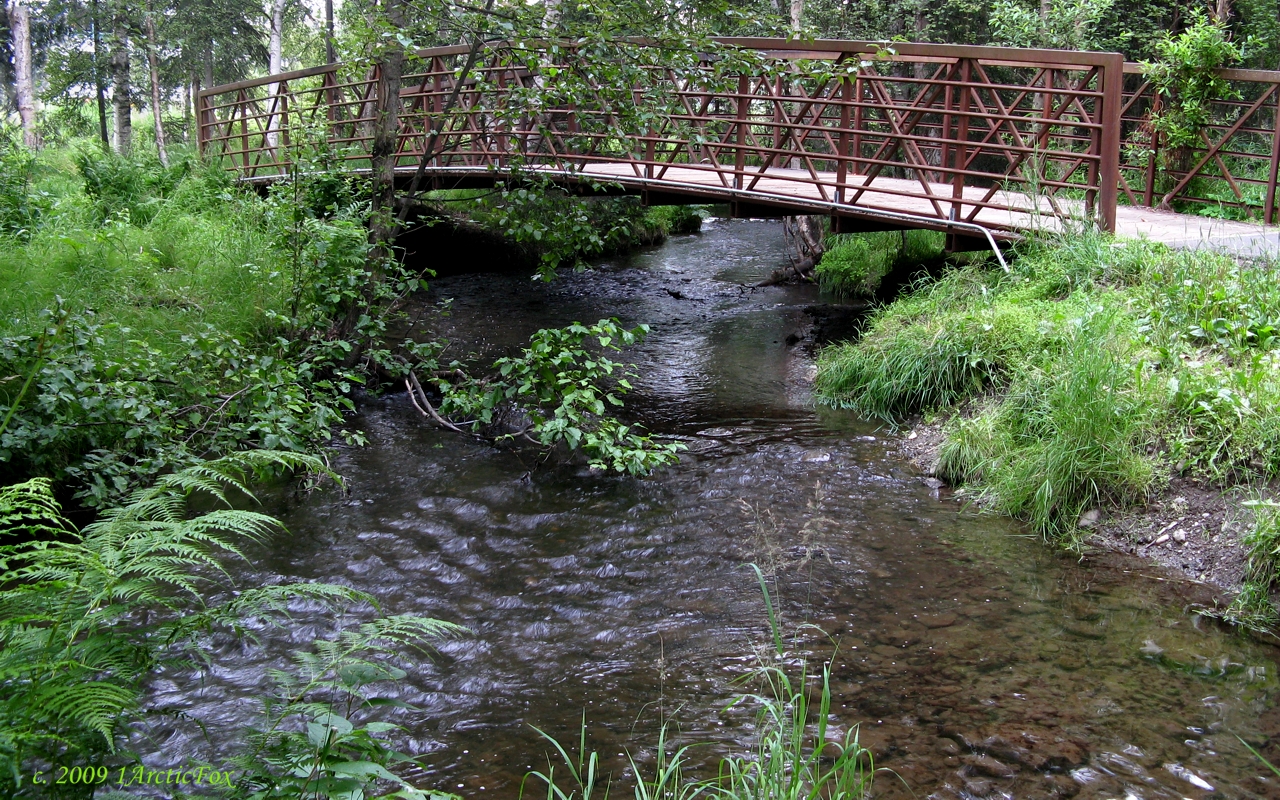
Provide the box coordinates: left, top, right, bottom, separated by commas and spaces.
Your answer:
816, 233, 1280, 564
815, 229, 945, 297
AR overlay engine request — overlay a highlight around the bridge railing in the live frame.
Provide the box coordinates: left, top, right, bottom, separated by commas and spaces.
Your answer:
198, 38, 1126, 234
1121, 63, 1280, 223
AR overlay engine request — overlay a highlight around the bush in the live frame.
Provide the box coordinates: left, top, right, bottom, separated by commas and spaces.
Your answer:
642, 204, 705, 235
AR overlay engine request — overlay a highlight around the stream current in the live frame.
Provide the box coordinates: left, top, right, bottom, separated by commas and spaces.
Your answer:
151, 219, 1280, 799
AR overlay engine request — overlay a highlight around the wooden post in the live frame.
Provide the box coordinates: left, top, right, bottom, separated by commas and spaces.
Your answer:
1144, 94, 1159, 208
1266, 84, 1280, 225
238, 88, 250, 175
852, 74, 863, 177
951, 58, 971, 223
195, 80, 206, 155
735, 74, 749, 190
1098, 54, 1123, 233
836, 71, 851, 203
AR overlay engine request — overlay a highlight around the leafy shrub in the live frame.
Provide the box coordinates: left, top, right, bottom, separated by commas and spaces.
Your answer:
433, 319, 685, 475
0, 130, 47, 240
0, 308, 363, 507
435, 184, 701, 279
815, 234, 898, 297
1143, 13, 1243, 151
642, 204, 705, 235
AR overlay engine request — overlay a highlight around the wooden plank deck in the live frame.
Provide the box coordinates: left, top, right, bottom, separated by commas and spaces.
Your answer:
573, 165, 1280, 256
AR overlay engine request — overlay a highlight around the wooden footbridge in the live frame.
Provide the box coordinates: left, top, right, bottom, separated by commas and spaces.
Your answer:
197, 38, 1280, 253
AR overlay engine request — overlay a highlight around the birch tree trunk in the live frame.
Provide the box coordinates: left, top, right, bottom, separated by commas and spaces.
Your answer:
110, 3, 132, 154
6, 0, 40, 149
144, 4, 168, 165
266, 0, 288, 150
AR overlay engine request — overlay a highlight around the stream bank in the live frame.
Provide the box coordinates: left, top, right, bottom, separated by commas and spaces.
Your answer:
147, 219, 1280, 800
815, 232, 1280, 626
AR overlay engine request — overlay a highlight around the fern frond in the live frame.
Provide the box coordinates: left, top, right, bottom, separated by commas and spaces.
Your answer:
0, 479, 71, 540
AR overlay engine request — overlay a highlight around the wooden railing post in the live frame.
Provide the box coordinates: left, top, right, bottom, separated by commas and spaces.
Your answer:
195, 80, 206, 156
1098, 54, 1123, 233
836, 70, 851, 203
1267, 86, 1280, 225
951, 58, 971, 223
734, 74, 749, 190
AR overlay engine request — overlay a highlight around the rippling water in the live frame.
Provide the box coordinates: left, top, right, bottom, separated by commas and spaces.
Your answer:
145, 219, 1280, 800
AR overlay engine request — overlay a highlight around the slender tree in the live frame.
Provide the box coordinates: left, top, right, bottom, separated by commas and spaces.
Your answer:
266, 0, 287, 149
108, 0, 130, 153
144, 0, 167, 164
91, 0, 109, 145
6, 0, 40, 148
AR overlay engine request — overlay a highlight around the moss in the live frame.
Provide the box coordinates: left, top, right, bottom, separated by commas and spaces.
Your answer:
814, 229, 945, 297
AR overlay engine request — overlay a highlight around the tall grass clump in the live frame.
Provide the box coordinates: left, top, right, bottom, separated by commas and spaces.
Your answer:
1227, 497, 1280, 628
938, 310, 1155, 542
817, 231, 1201, 545
815, 230, 945, 298
815, 267, 1055, 420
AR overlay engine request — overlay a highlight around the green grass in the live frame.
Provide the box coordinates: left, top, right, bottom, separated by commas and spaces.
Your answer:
816, 230, 1280, 547
0, 142, 287, 351
0, 139, 369, 505
815, 229, 945, 298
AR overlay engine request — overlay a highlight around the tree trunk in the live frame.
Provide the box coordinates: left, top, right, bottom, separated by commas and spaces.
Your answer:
144, 5, 168, 165
361, 0, 406, 316
325, 0, 336, 63
92, 0, 110, 147
789, 0, 802, 31
6, 0, 39, 148
544, 0, 563, 29
267, 0, 287, 150
110, 4, 132, 154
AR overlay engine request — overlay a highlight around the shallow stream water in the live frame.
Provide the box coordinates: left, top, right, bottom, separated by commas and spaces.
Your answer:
150, 220, 1280, 799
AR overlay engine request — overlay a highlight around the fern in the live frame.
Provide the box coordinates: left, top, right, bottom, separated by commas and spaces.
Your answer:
0, 450, 464, 799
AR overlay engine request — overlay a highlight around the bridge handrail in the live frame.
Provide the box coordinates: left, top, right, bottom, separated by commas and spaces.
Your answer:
197, 37, 1129, 234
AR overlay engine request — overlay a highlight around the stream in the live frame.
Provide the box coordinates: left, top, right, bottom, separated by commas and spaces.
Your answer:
150, 219, 1280, 799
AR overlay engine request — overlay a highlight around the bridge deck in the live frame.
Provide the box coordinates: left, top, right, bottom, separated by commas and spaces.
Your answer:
399, 162, 1279, 254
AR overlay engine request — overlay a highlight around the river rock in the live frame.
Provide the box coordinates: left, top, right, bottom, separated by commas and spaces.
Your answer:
963, 754, 1016, 779
1077, 509, 1101, 529
800, 449, 831, 462
919, 612, 958, 629
923, 477, 945, 489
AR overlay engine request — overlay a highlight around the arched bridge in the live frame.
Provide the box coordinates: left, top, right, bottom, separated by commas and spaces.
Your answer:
198, 38, 1280, 253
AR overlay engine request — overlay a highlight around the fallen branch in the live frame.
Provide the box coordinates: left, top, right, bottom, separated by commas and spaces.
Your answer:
406, 371, 467, 434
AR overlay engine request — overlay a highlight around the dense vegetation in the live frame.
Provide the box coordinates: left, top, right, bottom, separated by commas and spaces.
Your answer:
815, 231, 1280, 622
4, 0, 1280, 789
